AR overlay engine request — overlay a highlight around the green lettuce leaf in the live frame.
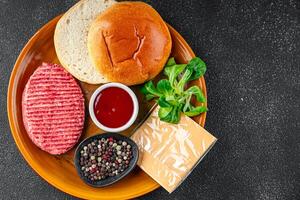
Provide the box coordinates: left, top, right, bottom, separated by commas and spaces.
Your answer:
186, 57, 206, 81
141, 56, 208, 124
184, 86, 206, 103
184, 106, 207, 117
157, 79, 173, 96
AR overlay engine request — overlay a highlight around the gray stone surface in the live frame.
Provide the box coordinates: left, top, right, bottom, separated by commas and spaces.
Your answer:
0, 0, 299, 199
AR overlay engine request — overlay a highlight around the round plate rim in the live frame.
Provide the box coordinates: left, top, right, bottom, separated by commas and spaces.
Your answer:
7, 15, 207, 199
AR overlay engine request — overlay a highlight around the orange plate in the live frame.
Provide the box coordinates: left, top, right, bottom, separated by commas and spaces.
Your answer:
7, 15, 207, 199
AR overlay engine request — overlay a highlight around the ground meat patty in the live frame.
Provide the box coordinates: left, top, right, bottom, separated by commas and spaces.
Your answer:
22, 63, 85, 155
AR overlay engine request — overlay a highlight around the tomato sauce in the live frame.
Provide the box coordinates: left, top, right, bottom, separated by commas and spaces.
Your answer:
93, 87, 134, 128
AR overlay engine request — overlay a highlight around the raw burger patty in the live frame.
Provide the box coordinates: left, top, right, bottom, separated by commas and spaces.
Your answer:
22, 63, 85, 155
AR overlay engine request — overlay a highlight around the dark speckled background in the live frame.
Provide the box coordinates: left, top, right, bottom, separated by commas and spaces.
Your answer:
1, 0, 299, 199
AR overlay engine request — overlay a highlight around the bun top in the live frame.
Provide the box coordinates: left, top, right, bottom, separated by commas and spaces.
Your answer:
88, 1, 172, 85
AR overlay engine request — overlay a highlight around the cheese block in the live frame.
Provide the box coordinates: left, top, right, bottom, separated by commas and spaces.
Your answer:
131, 107, 217, 193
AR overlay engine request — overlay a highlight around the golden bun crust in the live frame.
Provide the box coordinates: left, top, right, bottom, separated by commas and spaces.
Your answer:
88, 1, 172, 85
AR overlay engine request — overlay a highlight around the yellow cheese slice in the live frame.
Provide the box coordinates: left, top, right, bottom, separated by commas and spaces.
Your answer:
131, 107, 217, 193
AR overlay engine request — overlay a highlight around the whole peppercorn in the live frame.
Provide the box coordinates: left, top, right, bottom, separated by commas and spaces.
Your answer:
79, 137, 133, 182
116, 145, 121, 151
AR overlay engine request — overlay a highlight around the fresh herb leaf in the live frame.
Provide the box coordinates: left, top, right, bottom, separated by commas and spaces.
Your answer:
141, 57, 207, 124
186, 57, 206, 81
141, 81, 162, 97
157, 79, 173, 96
184, 106, 207, 117
158, 107, 172, 118
166, 57, 176, 67
182, 94, 192, 112
164, 64, 186, 87
145, 94, 155, 101
157, 97, 172, 107
165, 95, 179, 106
140, 84, 150, 95
176, 57, 206, 93
185, 86, 206, 103
160, 106, 181, 124
177, 67, 193, 93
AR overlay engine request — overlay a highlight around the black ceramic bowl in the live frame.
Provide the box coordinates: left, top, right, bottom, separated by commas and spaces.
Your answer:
74, 133, 139, 187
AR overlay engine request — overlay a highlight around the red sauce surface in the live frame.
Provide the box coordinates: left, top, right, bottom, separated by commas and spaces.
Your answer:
94, 87, 134, 128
